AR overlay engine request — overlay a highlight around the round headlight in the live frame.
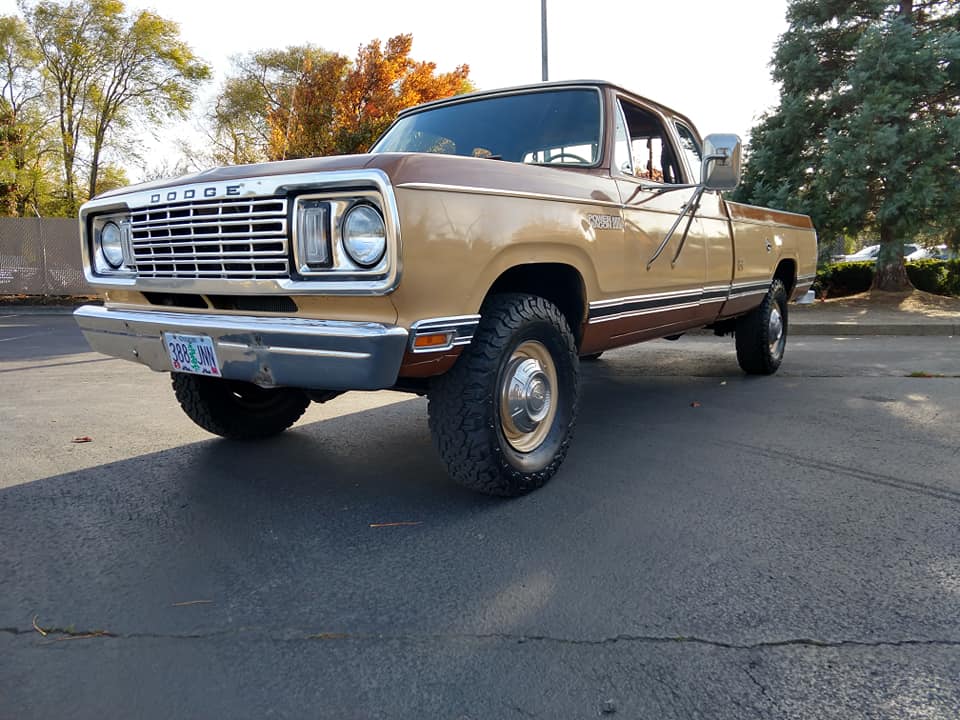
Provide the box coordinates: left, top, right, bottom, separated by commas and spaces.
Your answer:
100, 221, 124, 268
341, 205, 386, 268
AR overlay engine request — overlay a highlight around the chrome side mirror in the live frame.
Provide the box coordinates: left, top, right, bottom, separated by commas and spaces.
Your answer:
701, 133, 742, 191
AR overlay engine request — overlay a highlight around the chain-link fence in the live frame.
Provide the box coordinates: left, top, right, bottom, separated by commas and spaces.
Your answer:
0, 218, 90, 295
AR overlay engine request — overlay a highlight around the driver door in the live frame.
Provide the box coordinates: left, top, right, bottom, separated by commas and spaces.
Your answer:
593, 97, 710, 345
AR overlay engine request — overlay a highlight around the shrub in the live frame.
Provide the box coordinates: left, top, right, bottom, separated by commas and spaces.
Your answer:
814, 262, 874, 297
814, 259, 960, 298
907, 259, 960, 297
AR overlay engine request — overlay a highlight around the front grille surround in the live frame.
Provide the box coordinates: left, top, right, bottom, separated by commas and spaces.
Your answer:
129, 196, 289, 280
78, 168, 402, 296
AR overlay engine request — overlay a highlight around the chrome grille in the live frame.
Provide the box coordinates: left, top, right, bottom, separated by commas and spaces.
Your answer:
130, 196, 289, 279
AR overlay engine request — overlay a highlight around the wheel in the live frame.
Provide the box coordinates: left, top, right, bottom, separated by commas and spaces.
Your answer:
427, 293, 580, 497
171, 374, 310, 440
735, 279, 788, 375
580, 352, 603, 362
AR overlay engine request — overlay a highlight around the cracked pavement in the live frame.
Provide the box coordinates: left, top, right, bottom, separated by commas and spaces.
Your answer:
2, 315, 959, 718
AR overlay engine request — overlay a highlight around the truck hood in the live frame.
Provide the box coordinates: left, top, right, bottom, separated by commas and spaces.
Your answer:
94, 151, 619, 208
94, 154, 380, 200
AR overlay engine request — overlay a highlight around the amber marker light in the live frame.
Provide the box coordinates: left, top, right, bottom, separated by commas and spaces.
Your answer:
414, 333, 453, 350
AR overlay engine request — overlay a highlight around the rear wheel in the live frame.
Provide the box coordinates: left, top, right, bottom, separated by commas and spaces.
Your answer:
735, 279, 788, 375
171, 374, 310, 439
427, 293, 580, 497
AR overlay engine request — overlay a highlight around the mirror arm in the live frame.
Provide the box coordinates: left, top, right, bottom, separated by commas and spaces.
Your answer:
646, 185, 706, 270
670, 189, 704, 268
638, 181, 700, 194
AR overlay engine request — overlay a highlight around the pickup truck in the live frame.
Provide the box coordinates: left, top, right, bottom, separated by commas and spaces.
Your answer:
74, 80, 818, 496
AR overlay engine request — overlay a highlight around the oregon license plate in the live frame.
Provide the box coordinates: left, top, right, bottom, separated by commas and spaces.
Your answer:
164, 333, 221, 377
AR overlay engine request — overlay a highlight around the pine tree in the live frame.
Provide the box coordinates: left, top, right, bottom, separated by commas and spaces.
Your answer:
737, 0, 960, 291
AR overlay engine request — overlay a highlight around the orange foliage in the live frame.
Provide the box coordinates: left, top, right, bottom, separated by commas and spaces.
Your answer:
267, 34, 471, 160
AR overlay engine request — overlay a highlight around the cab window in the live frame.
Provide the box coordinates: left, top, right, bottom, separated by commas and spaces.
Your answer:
674, 121, 703, 181
617, 99, 684, 184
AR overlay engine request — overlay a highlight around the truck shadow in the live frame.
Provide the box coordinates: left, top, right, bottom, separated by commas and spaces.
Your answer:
3, 357, 958, 643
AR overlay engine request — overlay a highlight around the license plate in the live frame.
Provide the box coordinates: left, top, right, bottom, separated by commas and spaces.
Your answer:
164, 333, 221, 377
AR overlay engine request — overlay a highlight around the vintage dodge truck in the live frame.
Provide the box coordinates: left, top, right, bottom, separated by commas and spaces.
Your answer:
74, 80, 817, 496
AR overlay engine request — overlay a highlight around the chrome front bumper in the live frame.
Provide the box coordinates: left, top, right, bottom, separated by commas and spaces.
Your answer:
74, 305, 408, 390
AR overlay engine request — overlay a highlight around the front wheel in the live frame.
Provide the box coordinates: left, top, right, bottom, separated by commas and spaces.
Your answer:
171, 374, 310, 440
427, 293, 580, 497
735, 279, 788, 375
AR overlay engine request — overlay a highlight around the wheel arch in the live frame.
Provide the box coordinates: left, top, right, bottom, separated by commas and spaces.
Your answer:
484, 262, 588, 348
774, 258, 797, 296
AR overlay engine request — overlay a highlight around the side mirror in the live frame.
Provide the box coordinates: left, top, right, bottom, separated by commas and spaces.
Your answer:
700, 134, 742, 191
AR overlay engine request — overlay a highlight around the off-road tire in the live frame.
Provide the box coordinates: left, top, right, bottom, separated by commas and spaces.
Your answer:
735, 278, 788, 375
427, 293, 580, 497
581, 352, 603, 362
171, 373, 310, 440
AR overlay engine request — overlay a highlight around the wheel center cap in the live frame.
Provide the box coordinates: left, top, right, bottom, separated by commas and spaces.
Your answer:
527, 378, 547, 416
506, 358, 553, 432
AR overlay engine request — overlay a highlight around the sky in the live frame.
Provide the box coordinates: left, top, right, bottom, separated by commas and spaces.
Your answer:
2, 0, 790, 179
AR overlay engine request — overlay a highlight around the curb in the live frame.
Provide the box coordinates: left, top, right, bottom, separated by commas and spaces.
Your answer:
0, 306, 84, 316
791, 322, 957, 337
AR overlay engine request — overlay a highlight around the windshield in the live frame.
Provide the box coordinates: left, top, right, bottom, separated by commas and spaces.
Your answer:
371, 89, 603, 166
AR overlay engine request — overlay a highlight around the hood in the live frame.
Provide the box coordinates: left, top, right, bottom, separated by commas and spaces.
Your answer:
95, 154, 379, 200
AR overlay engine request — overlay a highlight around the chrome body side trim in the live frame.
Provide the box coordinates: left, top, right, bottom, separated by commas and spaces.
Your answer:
728, 280, 772, 300
394, 182, 622, 210
588, 288, 706, 323
409, 314, 481, 353
74, 305, 408, 390
586, 280, 772, 324
78, 169, 403, 296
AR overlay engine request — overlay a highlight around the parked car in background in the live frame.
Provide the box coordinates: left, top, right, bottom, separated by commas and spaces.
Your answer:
930, 245, 958, 260
841, 244, 881, 262
840, 243, 932, 262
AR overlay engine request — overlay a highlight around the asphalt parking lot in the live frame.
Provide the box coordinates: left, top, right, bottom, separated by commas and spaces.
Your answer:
2, 312, 959, 719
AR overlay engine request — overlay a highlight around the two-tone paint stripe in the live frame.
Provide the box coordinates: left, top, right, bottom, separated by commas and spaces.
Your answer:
728, 280, 774, 300
587, 281, 770, 324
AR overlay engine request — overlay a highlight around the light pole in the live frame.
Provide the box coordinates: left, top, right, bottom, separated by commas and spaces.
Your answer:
541, 0, 548, 81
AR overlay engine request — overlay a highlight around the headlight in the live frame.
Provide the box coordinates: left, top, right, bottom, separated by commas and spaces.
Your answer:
99, 221, 124, 269
341, 204, 386, 268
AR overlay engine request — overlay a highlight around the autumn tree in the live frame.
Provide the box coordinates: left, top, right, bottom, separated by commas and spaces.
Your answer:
330, 34, 471, 156
264, 52, 350, 160
266, 34, 471, 160
21, 0, 209, 211
207, 46, 337, 166
0, 13, 56, 216
736, 0, 960, 291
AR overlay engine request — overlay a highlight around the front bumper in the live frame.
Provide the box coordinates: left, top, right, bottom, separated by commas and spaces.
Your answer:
74, 305, 408, 390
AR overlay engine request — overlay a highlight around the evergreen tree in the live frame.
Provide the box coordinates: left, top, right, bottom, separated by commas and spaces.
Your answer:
737, 0, 960, 291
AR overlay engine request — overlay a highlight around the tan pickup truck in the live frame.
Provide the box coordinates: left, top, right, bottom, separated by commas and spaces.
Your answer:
75, 80, 817, 496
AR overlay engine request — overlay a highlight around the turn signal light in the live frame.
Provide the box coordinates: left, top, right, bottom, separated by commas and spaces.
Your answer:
414, 333, 452, 349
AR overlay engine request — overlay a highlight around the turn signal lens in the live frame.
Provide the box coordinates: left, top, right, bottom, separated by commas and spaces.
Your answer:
414, 333, 452, 349
296, 199, 330, 268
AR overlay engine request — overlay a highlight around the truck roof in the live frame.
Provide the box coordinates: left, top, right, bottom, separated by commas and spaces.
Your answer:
396, 79, 699, 134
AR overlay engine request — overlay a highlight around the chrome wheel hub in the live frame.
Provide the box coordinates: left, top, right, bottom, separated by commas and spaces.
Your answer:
499, 341, 559, 452
505, 358, 552, 432
768, 306, 784, 358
